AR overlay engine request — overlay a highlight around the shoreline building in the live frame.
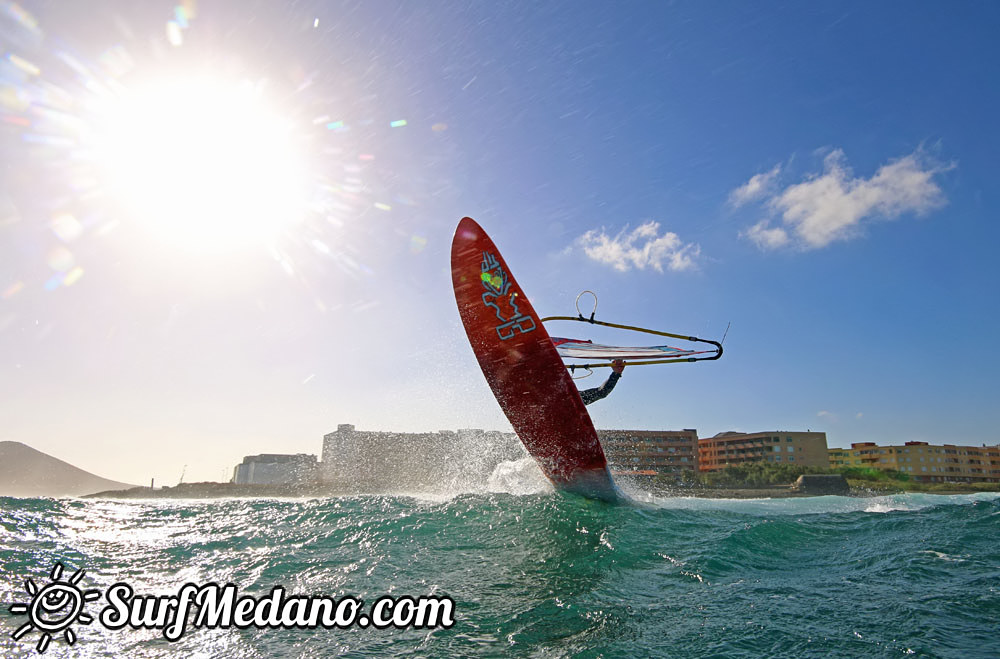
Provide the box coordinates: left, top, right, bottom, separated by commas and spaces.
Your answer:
233, 454, 318, 485
597, 429, 699, 480
828, 441, 1000, 483
698, 431, 830, 471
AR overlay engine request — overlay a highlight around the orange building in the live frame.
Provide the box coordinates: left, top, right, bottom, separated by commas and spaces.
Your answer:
698, 431, 830, 471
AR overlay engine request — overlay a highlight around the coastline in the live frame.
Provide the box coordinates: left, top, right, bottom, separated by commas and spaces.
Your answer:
79, 481, 995, 501
646, 485, 993, 499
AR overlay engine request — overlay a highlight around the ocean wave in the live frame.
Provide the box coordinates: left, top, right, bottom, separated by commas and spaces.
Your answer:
2, 491, 999, 657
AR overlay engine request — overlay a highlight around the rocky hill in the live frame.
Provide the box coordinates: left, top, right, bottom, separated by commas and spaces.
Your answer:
0, 441, 135, 498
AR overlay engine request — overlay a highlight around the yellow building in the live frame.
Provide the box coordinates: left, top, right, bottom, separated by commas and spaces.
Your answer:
828, 441, 1000, 483
597, 429, 700, 477
698, 431, 829, 471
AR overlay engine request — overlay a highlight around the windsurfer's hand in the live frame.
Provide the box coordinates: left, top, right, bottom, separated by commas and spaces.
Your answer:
610, 359, 625, 374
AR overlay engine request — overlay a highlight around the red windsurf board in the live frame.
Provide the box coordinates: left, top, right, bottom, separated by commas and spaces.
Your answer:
450, 216, 619, 501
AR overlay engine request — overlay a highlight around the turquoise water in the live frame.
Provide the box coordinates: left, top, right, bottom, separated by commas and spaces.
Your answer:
2, 489, 998, 658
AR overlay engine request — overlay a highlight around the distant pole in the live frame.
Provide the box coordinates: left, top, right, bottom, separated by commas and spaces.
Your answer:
150, 478, 154, 490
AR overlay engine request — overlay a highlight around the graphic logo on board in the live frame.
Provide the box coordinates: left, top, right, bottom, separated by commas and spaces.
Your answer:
480, 251, 536, 340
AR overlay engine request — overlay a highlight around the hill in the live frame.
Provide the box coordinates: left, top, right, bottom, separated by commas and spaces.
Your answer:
0, 441, 136, 498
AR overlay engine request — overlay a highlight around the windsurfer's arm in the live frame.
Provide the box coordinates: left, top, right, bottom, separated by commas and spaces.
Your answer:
580, 360, 625, 406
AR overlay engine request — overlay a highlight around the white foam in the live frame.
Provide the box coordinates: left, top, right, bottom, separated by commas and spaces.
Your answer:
486, 458, 551, 495
639, 490, 1000, 516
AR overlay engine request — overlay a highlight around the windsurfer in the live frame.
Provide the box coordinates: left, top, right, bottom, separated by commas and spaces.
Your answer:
580, 359, 625, 405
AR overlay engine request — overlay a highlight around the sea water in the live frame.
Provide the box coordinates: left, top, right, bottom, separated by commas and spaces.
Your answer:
1, 482, 998, 658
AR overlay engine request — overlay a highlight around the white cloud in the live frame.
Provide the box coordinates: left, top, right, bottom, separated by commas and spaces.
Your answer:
577, 221, 700, 273
743, 219, 790, 250
733, 149, 950, 250
728, 165, 781, 208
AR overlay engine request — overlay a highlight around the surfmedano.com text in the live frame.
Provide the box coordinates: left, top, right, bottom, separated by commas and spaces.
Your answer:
100, 583, 455, 641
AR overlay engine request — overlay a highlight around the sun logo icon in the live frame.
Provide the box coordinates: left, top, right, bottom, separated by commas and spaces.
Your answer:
8, 562, 101, 653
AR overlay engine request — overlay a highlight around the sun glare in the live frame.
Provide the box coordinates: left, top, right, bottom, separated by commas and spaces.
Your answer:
90, 75, 307, 253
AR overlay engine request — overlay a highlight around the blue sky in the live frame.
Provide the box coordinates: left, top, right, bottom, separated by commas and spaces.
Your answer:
1, 1, 997, 484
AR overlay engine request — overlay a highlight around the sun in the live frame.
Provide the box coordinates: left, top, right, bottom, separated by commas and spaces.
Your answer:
9, 562, 102, 653
87, 73, 309, 254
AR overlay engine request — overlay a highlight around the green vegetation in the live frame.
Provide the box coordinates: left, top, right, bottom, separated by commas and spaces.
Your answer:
836, 466, 1000, 493
838, 466, 910, 482
698, 463, 828, 488
655, 462, 1000, 493
656, 463, 829, 489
